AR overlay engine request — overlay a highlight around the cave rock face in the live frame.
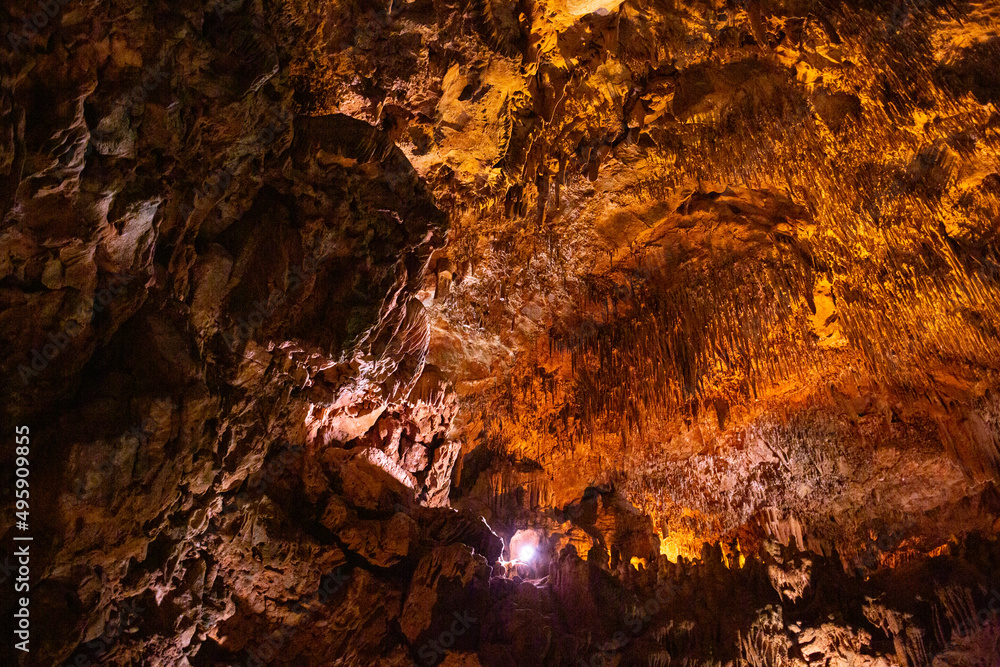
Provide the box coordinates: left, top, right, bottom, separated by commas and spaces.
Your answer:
3, 0, 1000, 665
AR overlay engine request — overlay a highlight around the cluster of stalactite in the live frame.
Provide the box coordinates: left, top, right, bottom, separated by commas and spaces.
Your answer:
461, 1, 994, 214
422, 0, 1000, 481
555, 253, 816, 444
515, 2, 1000, 448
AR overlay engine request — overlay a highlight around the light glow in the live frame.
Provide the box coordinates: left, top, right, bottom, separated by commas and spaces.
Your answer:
509, 529, 542, 565
515, 543, 536, 562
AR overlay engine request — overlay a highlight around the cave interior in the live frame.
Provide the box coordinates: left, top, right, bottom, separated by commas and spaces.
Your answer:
3, 0, 1000, 665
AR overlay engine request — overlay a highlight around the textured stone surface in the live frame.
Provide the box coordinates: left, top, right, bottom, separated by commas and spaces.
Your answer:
2, 0, 1000, 665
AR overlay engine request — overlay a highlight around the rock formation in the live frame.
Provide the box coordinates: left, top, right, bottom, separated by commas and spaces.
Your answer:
2, 0, 1000, 665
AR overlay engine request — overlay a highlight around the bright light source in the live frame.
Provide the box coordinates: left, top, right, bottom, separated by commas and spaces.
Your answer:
509, 529, 541, 565
515, 543, 536, 563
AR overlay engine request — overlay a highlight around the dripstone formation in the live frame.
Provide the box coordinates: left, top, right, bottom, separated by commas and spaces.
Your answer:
2, 0, 1000, 665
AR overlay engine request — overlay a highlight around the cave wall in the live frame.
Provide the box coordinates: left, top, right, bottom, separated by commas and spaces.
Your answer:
2, 0, 1000, 665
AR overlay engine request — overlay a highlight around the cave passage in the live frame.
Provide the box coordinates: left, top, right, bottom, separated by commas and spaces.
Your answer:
2, 0, 1000, 665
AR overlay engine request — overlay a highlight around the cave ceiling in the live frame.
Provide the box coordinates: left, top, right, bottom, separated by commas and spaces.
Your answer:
2, 0, 1000, 665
